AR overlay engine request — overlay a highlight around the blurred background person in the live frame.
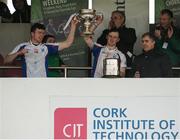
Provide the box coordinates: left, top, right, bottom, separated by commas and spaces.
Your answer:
12, 0, 31, 23
0, 1, 12, 23
153, 9, 180, 76
0, 53, 4, 77
42, 34, 65, 77
46, 18, 57, 36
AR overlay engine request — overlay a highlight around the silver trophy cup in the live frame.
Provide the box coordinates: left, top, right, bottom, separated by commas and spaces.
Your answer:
77, 9, 103, 35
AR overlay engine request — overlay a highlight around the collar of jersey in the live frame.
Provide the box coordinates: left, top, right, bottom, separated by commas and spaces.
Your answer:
104, 46, 118, 52
29, 40, 42, 47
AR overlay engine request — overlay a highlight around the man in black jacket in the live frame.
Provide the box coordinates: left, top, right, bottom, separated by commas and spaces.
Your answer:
12, 0, 31, 23
97, 10, 137, 67
132, 32, 173, 78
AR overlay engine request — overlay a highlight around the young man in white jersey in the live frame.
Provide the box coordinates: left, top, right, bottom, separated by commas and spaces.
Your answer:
84, 29, 127, 78
4, 18, 78, 77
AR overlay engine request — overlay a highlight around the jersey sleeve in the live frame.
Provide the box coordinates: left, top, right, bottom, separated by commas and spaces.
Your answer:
92, 44, 103, 57
9, 43, 27, 55
46, 43, 59, 55
119, 53, 127, 68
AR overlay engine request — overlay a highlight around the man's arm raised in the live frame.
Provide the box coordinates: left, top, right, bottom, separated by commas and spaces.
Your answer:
58, 17, 79, 50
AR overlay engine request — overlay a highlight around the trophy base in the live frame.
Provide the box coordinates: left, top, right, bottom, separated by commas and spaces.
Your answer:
83, 32, 94, 36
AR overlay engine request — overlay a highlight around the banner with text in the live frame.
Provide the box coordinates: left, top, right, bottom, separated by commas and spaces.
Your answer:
50, 96, 180, 139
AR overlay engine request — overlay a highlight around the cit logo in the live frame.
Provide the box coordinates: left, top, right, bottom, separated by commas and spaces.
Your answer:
54, 108, 87, 139
63, 123, 84, 138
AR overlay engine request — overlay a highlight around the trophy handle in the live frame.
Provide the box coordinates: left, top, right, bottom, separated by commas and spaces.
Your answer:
75, 13, 84, 22
93, 12, 103, 24
96, 12, 103, 17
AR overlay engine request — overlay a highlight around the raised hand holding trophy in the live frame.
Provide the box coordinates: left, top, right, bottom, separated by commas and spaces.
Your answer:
77, 9, 103, 35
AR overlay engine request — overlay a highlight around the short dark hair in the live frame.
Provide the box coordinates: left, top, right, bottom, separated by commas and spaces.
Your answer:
142, 32, 155, 41
42, 34, 55, 43
30, 23, 45, 33
161, 9, 173, 18
112, 10, 126, 24
108, 29, 120, 38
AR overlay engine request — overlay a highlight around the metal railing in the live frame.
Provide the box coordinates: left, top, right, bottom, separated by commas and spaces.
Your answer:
0, 66, 92, 78
48, 66, 92, 78
0, 66, 180, 77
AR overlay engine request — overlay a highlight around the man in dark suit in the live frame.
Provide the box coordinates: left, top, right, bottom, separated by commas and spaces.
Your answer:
132, 32, 172, 78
